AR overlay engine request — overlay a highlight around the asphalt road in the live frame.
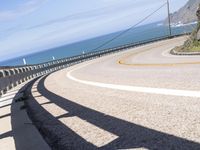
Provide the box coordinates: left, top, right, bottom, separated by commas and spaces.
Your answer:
30, 36, 200, 149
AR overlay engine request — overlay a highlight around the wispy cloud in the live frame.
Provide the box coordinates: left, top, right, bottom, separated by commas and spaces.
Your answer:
25, 0, 157, 30
0, 0, 48, 21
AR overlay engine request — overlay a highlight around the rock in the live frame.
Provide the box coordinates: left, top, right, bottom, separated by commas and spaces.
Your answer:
196, 29, 200, 40
164, 0, 200, 25
196, 4, 200, 40
196, 4, 200, 20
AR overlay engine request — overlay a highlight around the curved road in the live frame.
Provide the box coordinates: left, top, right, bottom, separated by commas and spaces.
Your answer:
30, 36, 200, 149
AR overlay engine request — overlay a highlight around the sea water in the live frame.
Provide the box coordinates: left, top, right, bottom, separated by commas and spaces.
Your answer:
0, 22, 195, 66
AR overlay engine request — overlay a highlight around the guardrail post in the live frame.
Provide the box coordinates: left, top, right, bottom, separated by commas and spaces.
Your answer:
42, 65, 45, 75
0, 70, 5, 96
3, 70, 11, 91
29, 67, 34, 78
32, 66, 37, 77
18, 68, 23, 83
48, 63, 51, 73
10, 69, 17, 87
26, 67, 30, 80
22, 68, 27, 81
43, 64, 48, 74
25, 67, 29, 80
14, 69, 20, 85
9, 69, 14, 88
36, 65, 41, 76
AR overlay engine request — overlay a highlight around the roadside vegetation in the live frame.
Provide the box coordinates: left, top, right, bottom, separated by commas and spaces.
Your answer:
174, 23, 200, 52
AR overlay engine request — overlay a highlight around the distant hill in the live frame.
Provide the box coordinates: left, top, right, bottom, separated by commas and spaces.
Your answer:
164, 0, 200, 25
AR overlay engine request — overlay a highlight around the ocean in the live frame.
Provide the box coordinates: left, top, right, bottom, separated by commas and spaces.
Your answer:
0, 22, 195, 66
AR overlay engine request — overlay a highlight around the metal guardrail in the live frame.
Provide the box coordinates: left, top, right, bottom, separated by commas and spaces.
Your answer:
0, 34, 188, 97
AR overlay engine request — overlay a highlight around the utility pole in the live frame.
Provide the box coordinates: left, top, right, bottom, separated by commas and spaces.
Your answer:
167, 0, 172, 37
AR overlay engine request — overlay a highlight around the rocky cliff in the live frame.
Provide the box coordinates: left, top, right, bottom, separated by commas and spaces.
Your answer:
165, 0, 200, 25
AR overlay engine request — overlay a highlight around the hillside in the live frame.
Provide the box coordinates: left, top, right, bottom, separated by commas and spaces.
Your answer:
165, 0, 200, 25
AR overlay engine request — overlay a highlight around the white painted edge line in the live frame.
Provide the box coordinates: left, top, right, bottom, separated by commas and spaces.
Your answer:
67, 64, 200, 98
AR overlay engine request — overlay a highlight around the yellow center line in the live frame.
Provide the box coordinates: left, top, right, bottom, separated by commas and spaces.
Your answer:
117, 46, 200, 67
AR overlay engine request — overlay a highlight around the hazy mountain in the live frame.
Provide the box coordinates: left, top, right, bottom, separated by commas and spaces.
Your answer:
164, 0, 200, 25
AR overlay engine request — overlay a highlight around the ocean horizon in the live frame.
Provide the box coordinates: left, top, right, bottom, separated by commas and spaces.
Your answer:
0, 21, 195, 66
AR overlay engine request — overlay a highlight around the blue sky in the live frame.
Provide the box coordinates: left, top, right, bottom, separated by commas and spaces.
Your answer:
0, 0, 188, 61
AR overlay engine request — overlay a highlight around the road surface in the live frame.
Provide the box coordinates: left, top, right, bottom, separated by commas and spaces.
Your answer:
29, 36, 200, 149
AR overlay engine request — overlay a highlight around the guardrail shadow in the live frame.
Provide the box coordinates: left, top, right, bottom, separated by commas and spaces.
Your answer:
36, 75, 200, 150
27, 79, 97, 150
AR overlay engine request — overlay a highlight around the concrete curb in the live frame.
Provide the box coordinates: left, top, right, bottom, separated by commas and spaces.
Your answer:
170, 49, 200, 55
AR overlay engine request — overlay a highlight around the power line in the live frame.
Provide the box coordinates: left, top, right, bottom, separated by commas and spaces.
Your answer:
92, 2, 167, 51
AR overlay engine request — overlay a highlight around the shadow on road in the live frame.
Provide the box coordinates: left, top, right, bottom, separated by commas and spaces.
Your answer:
31, 75, 200, 150
27, 79, 97, 150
